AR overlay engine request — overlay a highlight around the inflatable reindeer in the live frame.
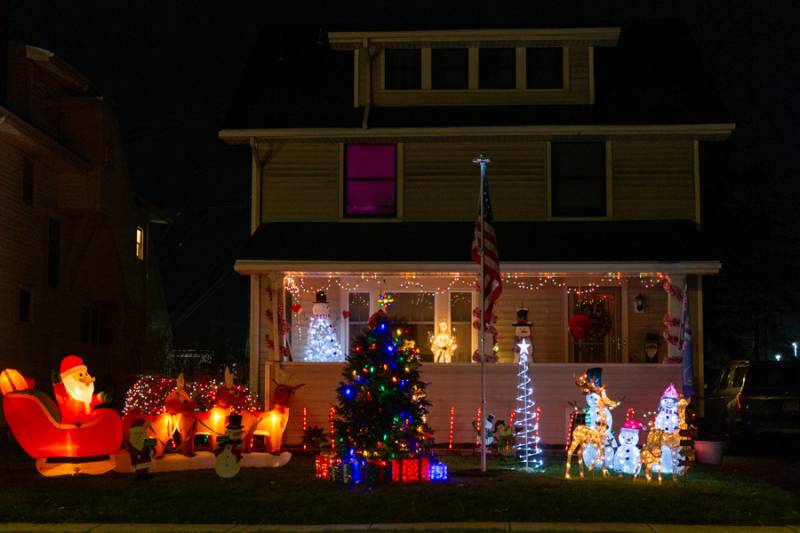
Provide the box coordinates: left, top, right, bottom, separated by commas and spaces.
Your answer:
242, 370, 304, 453
565, 373, 620, 479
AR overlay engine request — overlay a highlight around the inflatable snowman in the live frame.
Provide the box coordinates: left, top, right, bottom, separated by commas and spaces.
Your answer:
654, 384, 681, 474
613, 418, 644, 474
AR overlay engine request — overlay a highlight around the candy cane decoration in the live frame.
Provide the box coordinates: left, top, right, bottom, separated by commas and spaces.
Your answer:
329, 406, 335, 450
448, 406, 455, 450
302, 406, 308, 450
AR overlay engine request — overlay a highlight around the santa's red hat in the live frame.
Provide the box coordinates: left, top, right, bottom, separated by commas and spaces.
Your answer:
60, 355, 87, 377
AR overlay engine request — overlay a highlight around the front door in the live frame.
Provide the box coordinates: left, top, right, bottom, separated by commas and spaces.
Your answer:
568, 287, 623, 363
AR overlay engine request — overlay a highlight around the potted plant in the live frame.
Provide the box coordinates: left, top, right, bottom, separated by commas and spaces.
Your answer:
694, 418, 726, 465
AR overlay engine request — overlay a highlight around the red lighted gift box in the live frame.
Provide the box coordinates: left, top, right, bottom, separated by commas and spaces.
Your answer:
391, 457, 432, 483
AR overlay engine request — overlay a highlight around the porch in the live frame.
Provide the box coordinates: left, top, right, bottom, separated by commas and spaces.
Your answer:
268, 361, 683, 446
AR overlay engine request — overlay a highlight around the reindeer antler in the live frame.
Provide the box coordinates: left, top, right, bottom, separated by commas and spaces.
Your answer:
574, 372, 604, 395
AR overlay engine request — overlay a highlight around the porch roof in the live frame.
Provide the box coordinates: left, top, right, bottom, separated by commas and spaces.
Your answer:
236, 220, 720, 274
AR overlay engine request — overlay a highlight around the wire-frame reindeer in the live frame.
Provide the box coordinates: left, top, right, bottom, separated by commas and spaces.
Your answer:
565, 373, 620, 479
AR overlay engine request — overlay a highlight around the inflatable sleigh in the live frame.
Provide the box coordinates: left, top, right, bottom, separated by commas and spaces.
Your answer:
0, 367, 122, 476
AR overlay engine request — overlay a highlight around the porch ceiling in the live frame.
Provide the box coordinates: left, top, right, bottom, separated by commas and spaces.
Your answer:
235, 221, 721, 275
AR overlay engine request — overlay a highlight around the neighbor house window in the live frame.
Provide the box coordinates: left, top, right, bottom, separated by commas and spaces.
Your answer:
432, 48, 468, 89
526, 47, 563, 89
384, 49, 421, 90
386, 293, 435, 360
347, 292, 371, 351
136, 226, 144, 260
450, 292, 473, 363
48, 218, 60, 289
551, 142, 606, 217
344, 144, 397, 217
22, 158, 34, 205
19, 289, 31, 322
479, 48, 516, 89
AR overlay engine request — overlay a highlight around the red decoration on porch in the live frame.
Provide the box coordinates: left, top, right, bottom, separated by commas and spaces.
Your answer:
342, 310, 351, 319
391, 459, 402, 482
568, 314, 593, 340
291, 304, 302, 313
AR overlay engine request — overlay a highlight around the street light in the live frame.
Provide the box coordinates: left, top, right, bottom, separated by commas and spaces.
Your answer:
774, 353, 783, 362
792, 342, 798, 358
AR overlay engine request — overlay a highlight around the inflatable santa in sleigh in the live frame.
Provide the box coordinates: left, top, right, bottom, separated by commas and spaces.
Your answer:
1, 356, 122, 476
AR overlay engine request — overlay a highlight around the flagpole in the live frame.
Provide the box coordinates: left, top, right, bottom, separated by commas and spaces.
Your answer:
474, 155, 489, 474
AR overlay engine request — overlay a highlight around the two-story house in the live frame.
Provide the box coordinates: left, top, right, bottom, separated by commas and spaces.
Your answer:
220, 23, 733, 445
0, 44, 171, 396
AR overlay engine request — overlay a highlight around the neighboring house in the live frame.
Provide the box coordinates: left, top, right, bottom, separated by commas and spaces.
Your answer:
0, 44, 171, 395
220, 22, 734, 445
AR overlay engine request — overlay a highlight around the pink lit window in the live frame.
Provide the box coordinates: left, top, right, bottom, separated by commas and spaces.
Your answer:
345, 144, 396, 217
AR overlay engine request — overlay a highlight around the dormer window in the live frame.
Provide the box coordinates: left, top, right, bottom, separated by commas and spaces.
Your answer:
432, 48, 468, 89
526, 47, 564, 89
479, 48, 516, 89
384, 49, 421, 90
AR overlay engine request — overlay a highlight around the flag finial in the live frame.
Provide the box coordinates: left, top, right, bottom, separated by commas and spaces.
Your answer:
472, 154, 491, 165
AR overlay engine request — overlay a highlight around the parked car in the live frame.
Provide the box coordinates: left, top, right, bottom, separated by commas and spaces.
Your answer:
705, 359, 800, 441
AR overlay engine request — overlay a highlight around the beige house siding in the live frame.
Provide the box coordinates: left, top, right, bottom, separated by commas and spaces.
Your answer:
260, 140, 699, 223
612, 140, 695, 220
493, 284, 566, 363
404, 141, 546, 221
261, 143, 340, 222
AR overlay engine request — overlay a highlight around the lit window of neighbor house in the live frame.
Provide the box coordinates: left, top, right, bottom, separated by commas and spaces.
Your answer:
344, 144, 397, 217
135, 226, 144, 260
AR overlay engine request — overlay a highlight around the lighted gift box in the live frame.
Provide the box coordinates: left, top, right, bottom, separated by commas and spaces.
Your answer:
401, 458, 420, 483
420, 457, 431, 482
429, 461, 448, 481
315, 454, 331, 480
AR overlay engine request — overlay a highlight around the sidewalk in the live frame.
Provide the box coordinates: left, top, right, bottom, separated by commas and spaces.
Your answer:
0, 523, 798, 533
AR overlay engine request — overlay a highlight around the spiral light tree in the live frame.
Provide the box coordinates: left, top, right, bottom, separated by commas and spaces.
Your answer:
513, 308, 543, 470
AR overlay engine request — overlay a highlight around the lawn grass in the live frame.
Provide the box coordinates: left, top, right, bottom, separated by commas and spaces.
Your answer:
0, 441, 798, 526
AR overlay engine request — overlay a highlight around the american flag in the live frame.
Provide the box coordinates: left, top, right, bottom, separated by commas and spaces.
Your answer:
471, 156, 502, 330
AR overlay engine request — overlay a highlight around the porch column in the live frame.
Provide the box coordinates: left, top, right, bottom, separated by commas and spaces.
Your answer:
666, 273, 686, 360
248, 274, 260, 393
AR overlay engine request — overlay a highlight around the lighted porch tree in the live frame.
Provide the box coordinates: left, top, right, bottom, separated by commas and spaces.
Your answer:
333, 310, 432, 461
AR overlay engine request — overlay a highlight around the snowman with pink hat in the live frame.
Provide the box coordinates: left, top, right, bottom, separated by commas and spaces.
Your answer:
654, 384, 680, 473
613, 417, 645, 474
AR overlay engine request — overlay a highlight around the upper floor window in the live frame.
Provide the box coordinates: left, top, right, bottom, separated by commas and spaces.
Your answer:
384, 49, 422, 90
136, 226, 145, 260
551, 142, 606, 217
526, 47, 563, 89
22, 158, 34, 206
344, 144, 397, 217
432, 48, 468, 89
479, 48, 516, 89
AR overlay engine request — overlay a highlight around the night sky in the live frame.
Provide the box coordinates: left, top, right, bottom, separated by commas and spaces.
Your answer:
8, 1, 800, 368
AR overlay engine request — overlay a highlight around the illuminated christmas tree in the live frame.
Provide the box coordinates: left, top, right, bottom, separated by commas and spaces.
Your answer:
304, 291, 343, 362
333, 310, 432, 461
513, 308, 543, 469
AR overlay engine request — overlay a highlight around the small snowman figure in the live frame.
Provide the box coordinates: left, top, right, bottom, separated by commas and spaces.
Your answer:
473, 413, 496, 452
613, 418, 644, 474
215, 414, 244, 479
